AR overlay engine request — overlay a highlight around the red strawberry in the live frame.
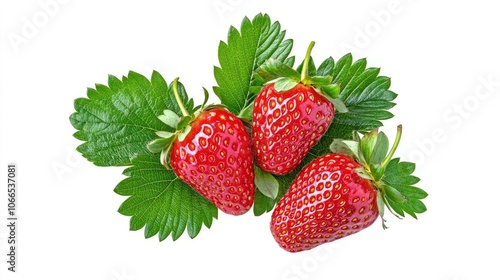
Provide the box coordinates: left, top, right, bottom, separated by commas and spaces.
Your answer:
271, 153, 378, 252
148, 78, 255, 215
271, 126, 427, 252
252, 41, 346, 175
252, 83, 334, 175
170, 108, 254, 215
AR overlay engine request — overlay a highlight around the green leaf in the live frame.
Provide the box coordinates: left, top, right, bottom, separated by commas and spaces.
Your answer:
254, 165, 279, 199
213, 13, 293, 116
329, 54, 397, 138
317, 57, 334, 76
69, 71, 194, 166
253, 188, 277, 216
114, 153, 218, 241
253, 175, 289, 216
381, 158, 427, 219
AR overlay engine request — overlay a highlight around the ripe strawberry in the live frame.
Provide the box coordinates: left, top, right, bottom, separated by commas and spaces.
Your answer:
252, 41, 346, 175
271, 153, 377, 252
271, 126, 427, 252
170, 108, 254, 215
252, 83, 334, 175
148, 78, 255, 215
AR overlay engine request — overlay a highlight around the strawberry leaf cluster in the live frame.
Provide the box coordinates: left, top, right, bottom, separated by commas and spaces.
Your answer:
70, 13, 425, 242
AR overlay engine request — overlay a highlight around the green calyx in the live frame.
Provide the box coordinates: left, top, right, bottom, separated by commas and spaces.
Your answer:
256, 41, 348, 113
330, 125, 428, 229
147, 78, 211, 168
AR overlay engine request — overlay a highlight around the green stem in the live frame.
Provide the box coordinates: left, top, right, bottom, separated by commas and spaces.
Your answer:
380, 125, 403, 169
173, 77, 189, 117
300, 41, 316, 81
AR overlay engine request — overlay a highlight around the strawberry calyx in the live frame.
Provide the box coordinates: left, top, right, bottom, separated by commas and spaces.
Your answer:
147, 77, 221, 168
255, 41, 348, 114
330, 125, 428, 229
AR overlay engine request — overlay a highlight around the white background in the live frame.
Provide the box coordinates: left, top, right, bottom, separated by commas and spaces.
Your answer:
1, 0, 499, 279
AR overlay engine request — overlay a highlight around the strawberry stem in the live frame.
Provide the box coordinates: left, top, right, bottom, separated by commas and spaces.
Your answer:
380, 125, 403, 169
300, 41, 316, 81
172, 77, 189, 117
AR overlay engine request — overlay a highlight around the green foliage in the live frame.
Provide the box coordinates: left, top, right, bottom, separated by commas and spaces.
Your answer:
382, 159, 427, 219
115, 154, 218, 240
213, 13, 293, 116
70, 13, 423, 240
69, 71, 193, 166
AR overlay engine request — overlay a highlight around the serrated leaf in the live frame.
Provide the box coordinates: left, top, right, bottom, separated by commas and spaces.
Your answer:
329, 54, 397, 138
114, 154, 218, 241
317, 57, 334, 76
381, 158, 427, 219
213, 13, 293, 116
69, 71, 194, 166
384, 184, 406, 204
283, 56, 295, 67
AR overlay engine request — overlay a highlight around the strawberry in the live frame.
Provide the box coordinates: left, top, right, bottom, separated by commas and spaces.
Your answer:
170, 108, 254, 215
148, 79, 255, 215
271, 153, 377, 252
252, 83, 334, 175
252, 41, 347, 175
270, 126, 427, 252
